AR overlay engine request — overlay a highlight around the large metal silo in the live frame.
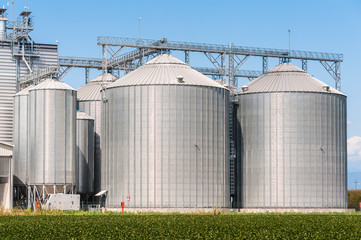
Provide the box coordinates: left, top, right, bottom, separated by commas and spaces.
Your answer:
76, 111, 94, 194
77, 73, 117, 195
28, 78, 77, 197
13, 85, 34, 186
235, 63, 347, 209
102, 54, 230, 208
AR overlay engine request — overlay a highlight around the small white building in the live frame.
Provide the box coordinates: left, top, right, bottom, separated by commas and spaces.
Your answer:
0, 141, 13, 209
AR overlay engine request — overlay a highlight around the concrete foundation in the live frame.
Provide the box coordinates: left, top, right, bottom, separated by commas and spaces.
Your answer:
105, 207, 355, 214
106, 208, 222, 214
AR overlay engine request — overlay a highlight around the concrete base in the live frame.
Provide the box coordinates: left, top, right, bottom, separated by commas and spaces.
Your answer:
106, 208, 221, 214
105, 207, 354, 214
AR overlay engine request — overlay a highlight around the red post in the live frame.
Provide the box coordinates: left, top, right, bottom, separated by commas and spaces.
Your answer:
121, 202, 125, 212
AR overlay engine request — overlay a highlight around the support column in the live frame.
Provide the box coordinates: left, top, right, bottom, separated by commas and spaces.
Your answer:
262, 56, 268, 73
185, 51, 190, 65
102, 45, 108, 74
228, 54, 235, 87
302, 59, 308, 72
85, 68, 89, 84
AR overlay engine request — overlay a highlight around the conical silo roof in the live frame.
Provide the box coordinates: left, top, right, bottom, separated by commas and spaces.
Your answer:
238, 63, 345, 96
77, 73, 118, 101
107, 54, 226, 89
29, 78, 75, 91
14, 85, 35, 96
76, 110, 94, 120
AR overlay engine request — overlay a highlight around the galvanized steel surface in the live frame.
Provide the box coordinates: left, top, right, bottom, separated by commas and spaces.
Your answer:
0, 142, 13, 157
76, 111, 94, 194
28, 79, 76, 185
77, 101, 102, 194
102, 85, 230, 208
77, 73, 117, 101
13, 85, 34, 186
235, 65, 347, 208
77, 73, 116, 194
0, 42, 58, 144
0, 20, 6, 41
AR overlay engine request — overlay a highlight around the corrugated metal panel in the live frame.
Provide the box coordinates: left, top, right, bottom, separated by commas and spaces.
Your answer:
13, 85, 34, 186
102, 85, 230, 208
238, 63, 345, 96
28, 85, 76, 186
108, 54, 226, 89
78, 100, 102, 194
77, 73, 117, 101
77, 74, 117, 194
0, 42, 58, 144
76, 111, 94, 194
76, 111, 94, 120
235, 65, 347, 208
0, 142, 13, 157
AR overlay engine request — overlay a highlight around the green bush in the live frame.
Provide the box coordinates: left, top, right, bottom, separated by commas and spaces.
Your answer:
348, 190, 361, 211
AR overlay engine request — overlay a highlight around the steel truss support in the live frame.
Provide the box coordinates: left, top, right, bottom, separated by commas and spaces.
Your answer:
137, 48, 144, 67
228, 53, 235, 87
185, 51, 190, 64
204, 52, 226, 80
279, 57, 290, 64
262, 57, 268, 73
234, 55, 249, 72
58, 66, 73, 80
102, 45, 107, 74
85, 68, 89, 83
320, 61, 341, 91
302, 59, 308, 72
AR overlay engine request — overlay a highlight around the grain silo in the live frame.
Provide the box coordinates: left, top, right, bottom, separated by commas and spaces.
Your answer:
13, 85, 35, 187
235, 63, 347, 209
76, 111, 94, 195
102, 54, 230, 209
77, 73, 117, 194
28, 78, 76, 199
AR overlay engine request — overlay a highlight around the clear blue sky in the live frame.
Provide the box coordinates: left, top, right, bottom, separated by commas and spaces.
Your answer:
5, 0, 361, 174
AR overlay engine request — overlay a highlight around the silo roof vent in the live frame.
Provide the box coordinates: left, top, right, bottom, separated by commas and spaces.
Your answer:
176, 75, 184, 83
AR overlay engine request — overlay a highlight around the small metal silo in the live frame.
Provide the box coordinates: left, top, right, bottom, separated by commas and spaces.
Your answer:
102, 54, 230, 209
13, 85, 34, 187
77, 73, 117, 195
76, 110, 94, 195
28, 78, 77, 197
235, 63, 347, 209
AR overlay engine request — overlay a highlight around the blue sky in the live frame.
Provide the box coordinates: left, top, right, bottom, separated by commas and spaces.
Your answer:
5, 0, 361, 175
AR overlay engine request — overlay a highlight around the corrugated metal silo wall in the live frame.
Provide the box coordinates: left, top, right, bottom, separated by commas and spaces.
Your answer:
0, 42, 57, 144
13, 94, 29, 186
77, 100, 101, 194
28, 89, 76, 186
102, 85, 230, 208
235, 92, 347, 208
76, 118, 94, 194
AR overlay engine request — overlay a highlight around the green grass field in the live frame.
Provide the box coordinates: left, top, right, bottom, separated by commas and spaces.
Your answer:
0, 213, 361, 239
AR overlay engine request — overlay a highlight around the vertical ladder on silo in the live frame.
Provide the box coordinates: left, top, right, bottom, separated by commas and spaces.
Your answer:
229, 99, 237, 196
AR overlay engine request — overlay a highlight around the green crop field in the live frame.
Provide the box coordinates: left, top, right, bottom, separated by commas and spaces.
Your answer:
0, 214, 361, 239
